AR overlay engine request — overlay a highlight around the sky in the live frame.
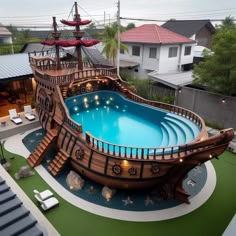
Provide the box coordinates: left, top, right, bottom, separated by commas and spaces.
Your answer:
0, 0, 236, 28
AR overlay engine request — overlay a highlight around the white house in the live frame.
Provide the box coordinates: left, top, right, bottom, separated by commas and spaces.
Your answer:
120, 24, 196, 78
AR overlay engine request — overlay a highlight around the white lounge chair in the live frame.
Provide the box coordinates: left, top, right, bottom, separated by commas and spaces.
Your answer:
24, 105, 35, 121
41, 197, 59, 211
8, 109, 22, 125
33, 189, 53, 202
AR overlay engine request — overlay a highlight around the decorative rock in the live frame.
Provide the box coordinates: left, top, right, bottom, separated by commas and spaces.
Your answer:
101, 186, 116, 201
66, 170, 84, 190
15, 165, 35, 180
2, 162, 11, 172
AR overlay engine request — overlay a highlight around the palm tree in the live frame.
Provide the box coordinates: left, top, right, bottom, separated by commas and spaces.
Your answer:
216, 16, 236, 31
102, 23, 128, 65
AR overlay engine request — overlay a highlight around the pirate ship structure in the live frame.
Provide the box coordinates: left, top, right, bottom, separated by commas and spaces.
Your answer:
27, 2, 234, 203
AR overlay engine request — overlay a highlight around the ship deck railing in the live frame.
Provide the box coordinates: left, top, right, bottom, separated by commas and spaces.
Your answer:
85, 128, 233, 161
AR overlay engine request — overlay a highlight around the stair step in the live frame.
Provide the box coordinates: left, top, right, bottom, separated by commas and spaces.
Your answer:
51, 169, 58, 176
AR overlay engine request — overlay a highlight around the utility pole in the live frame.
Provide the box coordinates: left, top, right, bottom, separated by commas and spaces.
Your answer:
104, 11, 106, 26
117, 0, 120, 76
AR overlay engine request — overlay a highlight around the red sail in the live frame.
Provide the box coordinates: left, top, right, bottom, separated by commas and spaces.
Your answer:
41, 39, 99, 47
60, 19, 91, 26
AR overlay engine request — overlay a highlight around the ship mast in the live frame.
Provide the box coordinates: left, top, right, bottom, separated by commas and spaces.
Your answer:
73, 2, 84, 70
52, 16, 61, 70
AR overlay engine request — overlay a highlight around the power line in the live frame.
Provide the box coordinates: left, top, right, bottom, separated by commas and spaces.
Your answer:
154, 8, 236, 16
120, 17, 236, 22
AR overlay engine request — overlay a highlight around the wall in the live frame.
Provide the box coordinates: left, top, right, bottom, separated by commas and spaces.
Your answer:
142, 44, 160, 70
120, 42, 194, 76
196, 27, 213, 48
0, 35, 12, 44
176, 87, 236, 129
120, 43, 144, 65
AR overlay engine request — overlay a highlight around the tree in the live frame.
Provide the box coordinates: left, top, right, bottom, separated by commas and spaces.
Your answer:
193, 17, 236, 96
102, 22, 128, 65
217, 16, 236, 31
126, 23, 135, 30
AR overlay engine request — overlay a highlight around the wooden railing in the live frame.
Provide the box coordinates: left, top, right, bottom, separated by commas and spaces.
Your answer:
29, 52, 93, 71
86, 132, 181, 160
34, 67, 116, 86
55, 85, 83, 134
64, 116, 83, 133
85, 128, 233, 161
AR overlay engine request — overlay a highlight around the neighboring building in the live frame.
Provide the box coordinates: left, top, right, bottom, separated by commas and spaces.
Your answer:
120, 24, 195, 77
162, 20, 215, 49
0, 23, 13, 44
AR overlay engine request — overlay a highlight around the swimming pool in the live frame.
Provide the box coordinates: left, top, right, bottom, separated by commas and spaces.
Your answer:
65, 91, 200, 149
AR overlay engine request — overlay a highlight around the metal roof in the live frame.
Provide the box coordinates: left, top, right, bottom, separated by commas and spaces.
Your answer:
0, 175, 44, 235
0, 53, 33, 80
148, 71, 193, 89
20, 43, 54, 53
83, 47, 111, 67
119, 60, 139, 68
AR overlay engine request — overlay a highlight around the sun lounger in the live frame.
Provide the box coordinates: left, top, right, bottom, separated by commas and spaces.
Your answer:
33, 189, 53, 202
8, 109, 22, 125
40, 197, 59, 211
24, 105, 35, 121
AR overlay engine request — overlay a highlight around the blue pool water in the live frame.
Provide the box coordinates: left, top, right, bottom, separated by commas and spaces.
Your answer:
65, 91, 200, 148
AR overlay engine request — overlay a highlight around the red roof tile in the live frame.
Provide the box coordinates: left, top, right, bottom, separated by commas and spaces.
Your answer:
120, 24, 194, 44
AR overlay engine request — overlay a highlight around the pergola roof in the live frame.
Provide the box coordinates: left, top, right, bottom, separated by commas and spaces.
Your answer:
148, 71, 194, 89
0, 53, 33, 81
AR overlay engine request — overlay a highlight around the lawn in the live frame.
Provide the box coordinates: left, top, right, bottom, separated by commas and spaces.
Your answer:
2, 146, 236, 236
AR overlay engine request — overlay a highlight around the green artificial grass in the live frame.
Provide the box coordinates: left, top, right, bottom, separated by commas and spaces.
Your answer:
2, 146, 236, 236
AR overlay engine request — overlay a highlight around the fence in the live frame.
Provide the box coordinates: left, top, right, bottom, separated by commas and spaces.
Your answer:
175, 87, 236, 129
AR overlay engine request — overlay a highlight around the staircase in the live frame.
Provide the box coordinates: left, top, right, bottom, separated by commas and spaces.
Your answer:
114, 80, 127, 93
61, 86, 68, 99
48, 149, 70, 176
27, 129, 58, 167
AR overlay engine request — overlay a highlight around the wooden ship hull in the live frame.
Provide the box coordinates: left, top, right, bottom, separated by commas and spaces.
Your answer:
27, 2, 234, 203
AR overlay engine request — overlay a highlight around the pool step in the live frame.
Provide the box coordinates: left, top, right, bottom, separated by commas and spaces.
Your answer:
165, 120, 186, 145
48, 149, 70, 176
161, 122, 177, 146
165, 116, 195, 142
166, 113, 200, 137
27, 129, 58, 167
160, 125, 169, 147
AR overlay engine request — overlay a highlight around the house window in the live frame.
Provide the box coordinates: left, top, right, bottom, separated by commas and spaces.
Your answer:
120, 48, 125, 54
184, 46, 191, 55
132, 46, 140, 56
149, 48, 157, 58
168, 47, 178, 58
